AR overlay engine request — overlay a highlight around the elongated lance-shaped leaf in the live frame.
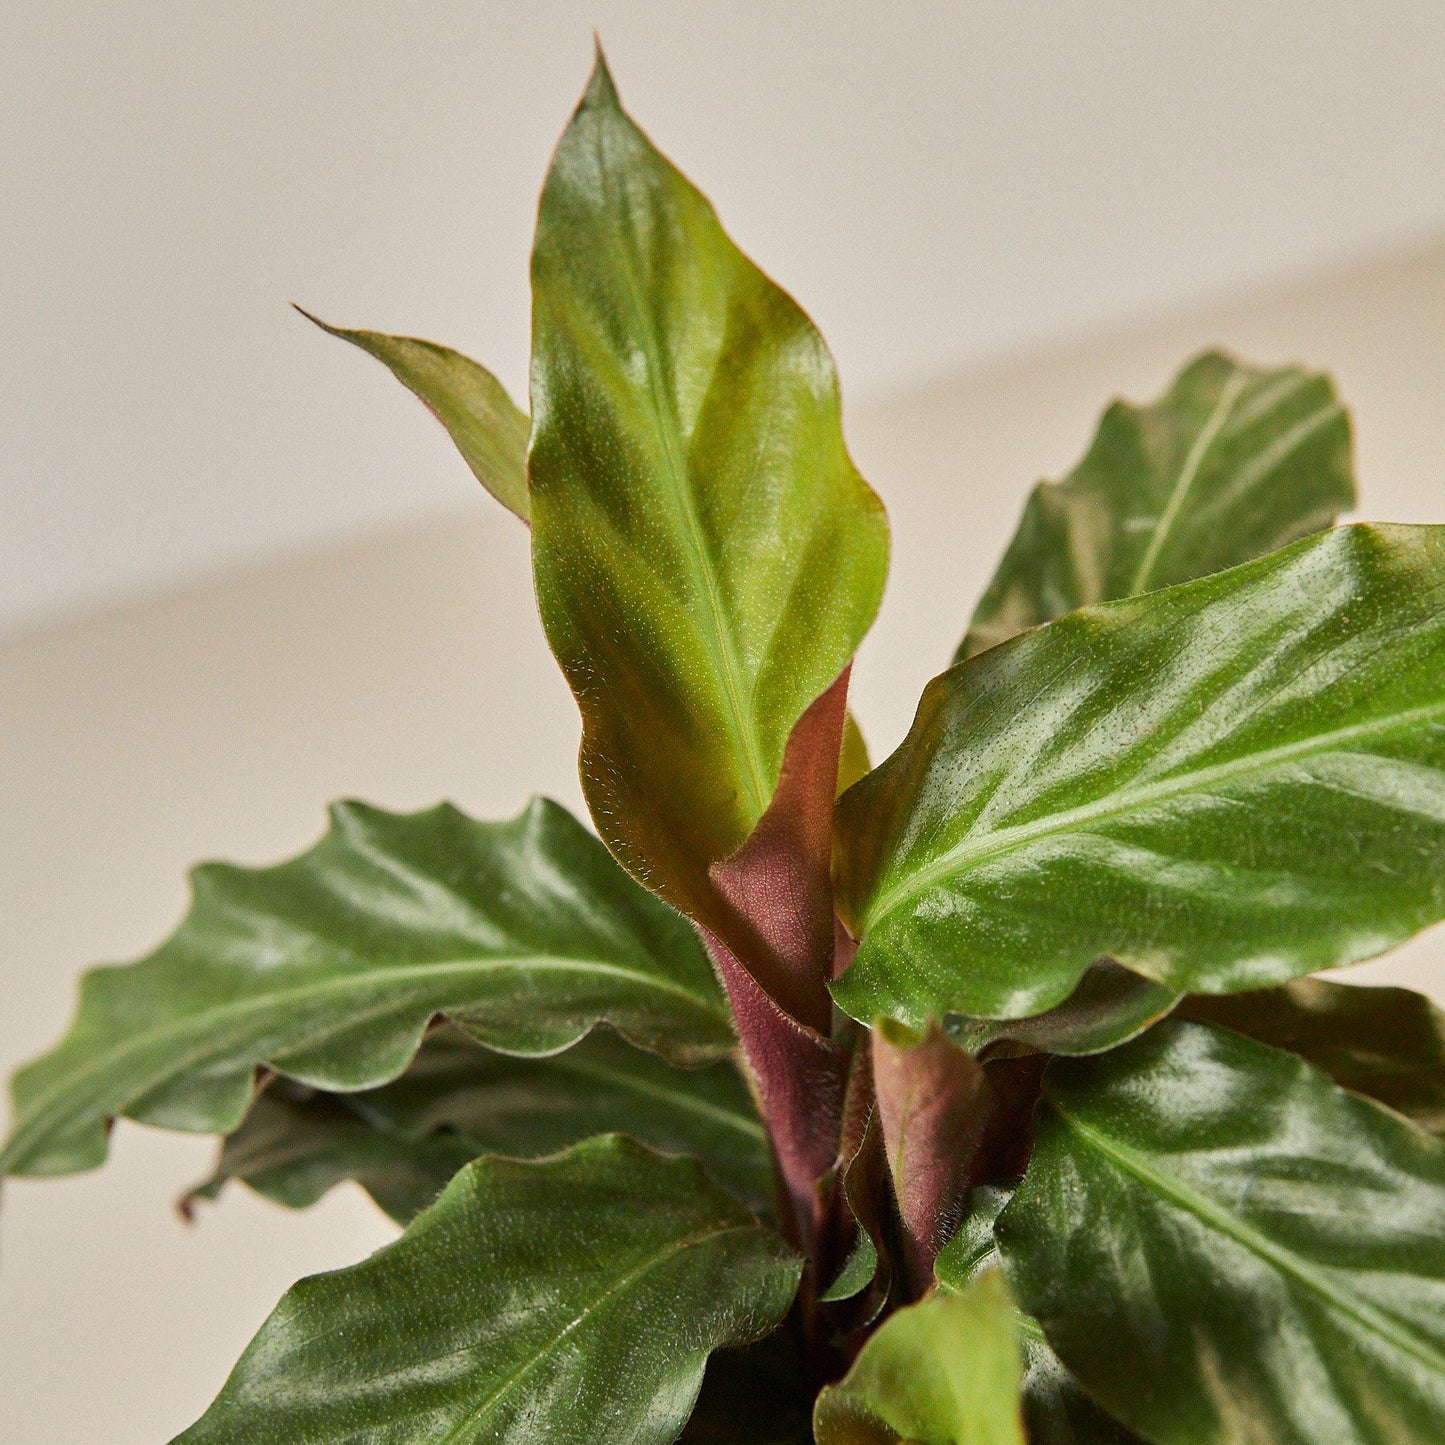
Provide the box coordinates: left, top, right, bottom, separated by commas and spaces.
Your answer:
997, 1020, 1445, 1444
936, 1187, 1144, 1445
297, 308, 531, 520
176, 1136, 801, 1445
2, 797, 733, 1178
958, 351, 1353, 661
813, 1270, 1025, 1445
835, 524, 1445, 1026
946, 961, 1180, 1060
528, 56, 889, 928
188, 1026, 773, 1224
1178, 977, 1445, 1134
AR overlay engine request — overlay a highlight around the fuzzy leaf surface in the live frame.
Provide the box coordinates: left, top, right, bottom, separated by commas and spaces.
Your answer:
1178, 977, 1445, 1133
813, 1271, 1025, 1444
835, 524, 1445, 1025
997, 1021, 1445, 1444
528, 59, 888, 921
191, 1026, 772, 1223
958, 352, 1352, 660
299, 310, 530, 519
176, 1136, 800, 1444
2, 798, 732, 1177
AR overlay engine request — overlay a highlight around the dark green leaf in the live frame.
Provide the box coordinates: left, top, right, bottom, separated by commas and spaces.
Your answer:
946, 962, 1180, 1060
997, 1020, 1445, 1444
937, 1187, 1143, 1445
1178, 977, 1445, 1134
191, 1026, 773, 1223
958, 351, 1352, 660
528, 58, 889, 924
297, 309, 531, 520
176, 1136, 801, 1444
835, 524, 1445, 1025
2, 798, 733, 1177
813, 1270, 1025, 1444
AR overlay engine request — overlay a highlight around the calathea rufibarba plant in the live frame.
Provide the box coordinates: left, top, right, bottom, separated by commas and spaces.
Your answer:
5, 52, 1445, 1445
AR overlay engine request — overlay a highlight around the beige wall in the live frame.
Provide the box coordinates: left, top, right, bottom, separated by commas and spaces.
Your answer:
2, 240, 1444, 1440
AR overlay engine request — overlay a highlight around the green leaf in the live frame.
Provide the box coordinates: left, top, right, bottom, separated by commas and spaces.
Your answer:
528, 57, 889, 923
297, 308, 531, 520
958, 351, 1352, 660
191, 1025, 773, 1224
997, 1020, 1445, 1444
813, 1270, 1025, 1444
1179, 977, 1445, 1134
835, 523, 1445, 1026
176, 1135, 801, 1444
2, 797, 733, 1178
937, 1187, 1144, 1445
946, 962, 1180, 1060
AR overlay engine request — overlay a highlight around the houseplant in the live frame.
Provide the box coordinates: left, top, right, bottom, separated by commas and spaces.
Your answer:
4, 52, 1443, 1443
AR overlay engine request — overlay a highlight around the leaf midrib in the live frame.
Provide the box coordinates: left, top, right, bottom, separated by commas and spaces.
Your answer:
864, 699, 1445, 931
589, 110, 771, 820
438, 1218, 765, 1441
1055, 1104, 1445, 1376
2, 955, 725, 1171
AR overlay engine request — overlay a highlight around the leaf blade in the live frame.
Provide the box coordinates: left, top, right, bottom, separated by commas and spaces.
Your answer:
3, 798, 732, 1177
959, 352, 1353, 660
528, 58, 888, 923
175, 1136, 801, 1444
836, 524, 1445, 1025
997, 1020, 1445, 1444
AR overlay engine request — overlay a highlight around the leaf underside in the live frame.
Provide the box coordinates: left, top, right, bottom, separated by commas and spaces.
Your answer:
997, 1021, 1445, 1444
959, 350, 1353, 660
191, 1025, 773, 1224
2, 797, 732, 1177
175, 1136, 801, 1445
835, 523, 1445, 1025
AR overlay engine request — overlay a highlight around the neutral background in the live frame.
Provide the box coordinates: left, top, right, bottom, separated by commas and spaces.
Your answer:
3, 6, 1445, 1441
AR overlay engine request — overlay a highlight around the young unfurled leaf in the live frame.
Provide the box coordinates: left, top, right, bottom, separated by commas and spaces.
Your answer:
1178, 977, 1445, 1134
176, 1136, 801, 1444
997, 1021, 1445, 1444
188, 1026, 772, 1224
813, 1270, 1025, 1444
1, 798, 732, 1178
297, 309, 531, 520
528, 57, 889, 927
936, 1186, 1144, 1445
958, 352, 1352, 660
946, 961, 1180, 1060
835, 524, 1445, 1026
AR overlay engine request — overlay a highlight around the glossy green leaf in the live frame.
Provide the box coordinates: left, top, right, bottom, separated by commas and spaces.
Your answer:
997, 1020, 1445, 1444
835, 524, 1445, 1026
2, 798, 733, 1177
298, 309, 531, 520
946, 962, 1180, 1060
1179, 977, 1445, 1134
937, 1187, 1143, 1445
177, 1135, 800, 1444
528, 57, 889, 923
191, 1026, 773, 1223
958, 351, 1352, 660
813, 1270, 1025, 1445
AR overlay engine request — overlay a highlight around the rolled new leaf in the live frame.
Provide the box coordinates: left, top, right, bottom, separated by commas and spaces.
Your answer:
813, 1270, 1025, 1445
528, 56, 889, 929
297, 309, 531, 520
835, 524, 1445, 1026
996, 1020, 1445, 1443
189, 1026, 773, 1224
176, 1136, 801, 1444
2, 797, 733, 1177
958, 351, 1352, 660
